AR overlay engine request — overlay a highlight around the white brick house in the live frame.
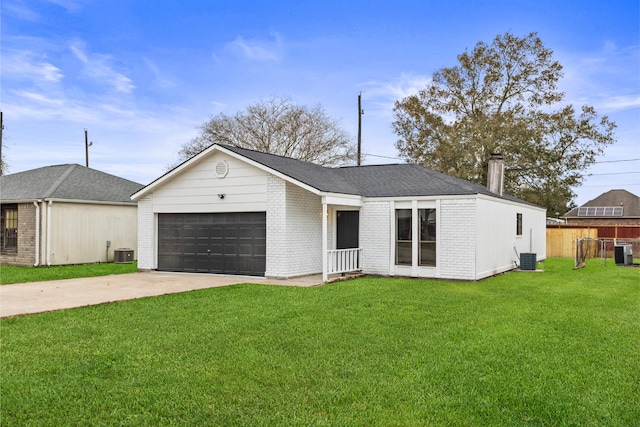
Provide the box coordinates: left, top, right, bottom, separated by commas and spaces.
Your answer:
132, 144, 546, 281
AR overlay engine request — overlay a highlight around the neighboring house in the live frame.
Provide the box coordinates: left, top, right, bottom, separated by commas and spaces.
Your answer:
0, 164, 144, 267
563, 189, 640, 226
132, 144, 546, 282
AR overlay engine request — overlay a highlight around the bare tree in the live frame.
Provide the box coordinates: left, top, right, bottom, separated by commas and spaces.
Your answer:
0, 153, 7, 176
173, 97, 356, 168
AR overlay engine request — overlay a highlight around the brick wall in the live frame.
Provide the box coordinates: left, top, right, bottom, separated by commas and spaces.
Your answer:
0, 203, 36, 266
266, 176, 287, 277
360, 201, 390, 275
137, 195, 155, 270
439, 199, 476, 280
266, 176, 323, 278
284, 182, 322, 277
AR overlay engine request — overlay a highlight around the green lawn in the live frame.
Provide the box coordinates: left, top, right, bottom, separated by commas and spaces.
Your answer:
1, 258, 638, 426
0, 262, 138, 285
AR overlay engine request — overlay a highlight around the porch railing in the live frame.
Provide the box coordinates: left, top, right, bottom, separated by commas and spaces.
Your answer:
327, 248, 361, 275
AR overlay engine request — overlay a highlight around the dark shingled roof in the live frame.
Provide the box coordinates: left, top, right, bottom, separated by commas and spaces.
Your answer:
0, 164, 144, 204
220, 144, 531, 204
564, 189, 640, 217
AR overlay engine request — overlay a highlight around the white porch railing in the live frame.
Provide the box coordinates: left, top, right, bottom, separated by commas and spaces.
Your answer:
327, 248, 361, 275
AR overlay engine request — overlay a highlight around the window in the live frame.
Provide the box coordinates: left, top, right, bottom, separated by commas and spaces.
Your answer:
419, 209, 436, 266
516, 213, 523, 236
1, 205, 18, 251
395, 209, 412, 265
396, 207, 437, 267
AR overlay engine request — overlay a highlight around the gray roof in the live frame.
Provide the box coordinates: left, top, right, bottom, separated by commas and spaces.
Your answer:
0, 164, 144, 204
221, 144, 531, 203
564, 189, 640, 217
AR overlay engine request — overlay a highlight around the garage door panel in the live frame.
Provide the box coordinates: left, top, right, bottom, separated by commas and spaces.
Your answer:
158, 212, 266, 276
238, 243, 253, 256
209, 243, 223, 256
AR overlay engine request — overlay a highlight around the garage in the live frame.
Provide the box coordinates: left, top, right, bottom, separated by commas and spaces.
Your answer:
157, 212, 266, 276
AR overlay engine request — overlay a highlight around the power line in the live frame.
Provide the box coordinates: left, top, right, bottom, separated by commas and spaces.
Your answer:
362, 153, 640, 164
587, 171, 640, 176
593, 158, 640, 164
581, 182, 640, 188
363, 152, 404, 160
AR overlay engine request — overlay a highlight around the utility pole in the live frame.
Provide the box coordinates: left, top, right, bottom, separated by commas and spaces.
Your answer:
84, 129, 93, 168
357, 93, 363, 166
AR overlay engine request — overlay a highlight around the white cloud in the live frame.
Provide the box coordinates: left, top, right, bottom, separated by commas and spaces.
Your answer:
210, 101, 227, 112
603, 95, 640, 111
2, 50, 64, 82
358, 73, 432, 120
13, 90, 64, 105
371, 73, 432, 101
70, 41, 136, 93
143, 58, 177, 89
44, 0, 84, 13
2, 1, 40, 21
7, 90, 101, 123
558, 43, 640, 113
225, 33, 284, 61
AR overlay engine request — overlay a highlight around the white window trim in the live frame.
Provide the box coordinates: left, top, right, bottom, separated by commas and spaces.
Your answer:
390, 200, 439, 278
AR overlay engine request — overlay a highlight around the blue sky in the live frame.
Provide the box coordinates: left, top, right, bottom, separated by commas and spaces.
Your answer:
2, 0, 638, 207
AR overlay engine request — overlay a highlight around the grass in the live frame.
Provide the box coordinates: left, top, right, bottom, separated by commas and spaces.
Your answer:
1, 258, 638, 426
0, 262, 138, 285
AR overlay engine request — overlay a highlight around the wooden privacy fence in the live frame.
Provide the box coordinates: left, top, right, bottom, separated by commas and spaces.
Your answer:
547, 228, 597, 258
547, 225, 640, 258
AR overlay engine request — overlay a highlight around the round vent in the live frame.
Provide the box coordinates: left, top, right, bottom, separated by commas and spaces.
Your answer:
215, 161, 229, 178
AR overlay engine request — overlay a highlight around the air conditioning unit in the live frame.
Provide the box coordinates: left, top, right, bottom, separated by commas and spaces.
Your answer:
614, 244, 633, 266
114, 248, 134, 264
520, 253, 537, 271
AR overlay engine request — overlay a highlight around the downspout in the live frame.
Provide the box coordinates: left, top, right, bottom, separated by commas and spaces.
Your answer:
33, 201, 40, 267
46, 200, 52, 266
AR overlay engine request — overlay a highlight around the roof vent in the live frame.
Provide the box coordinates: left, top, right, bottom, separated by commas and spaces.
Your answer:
215, 161, 229, 178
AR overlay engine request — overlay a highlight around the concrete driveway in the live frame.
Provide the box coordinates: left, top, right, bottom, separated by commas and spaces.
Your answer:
0, 272, 324, 318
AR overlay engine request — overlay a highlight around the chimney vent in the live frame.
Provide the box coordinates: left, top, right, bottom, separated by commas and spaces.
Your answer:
487, 154, 504, 196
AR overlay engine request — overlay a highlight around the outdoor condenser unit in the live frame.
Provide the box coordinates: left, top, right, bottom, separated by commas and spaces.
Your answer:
520, 253, 537, 271
614, 244, 633, 266
114, 248, 134, 264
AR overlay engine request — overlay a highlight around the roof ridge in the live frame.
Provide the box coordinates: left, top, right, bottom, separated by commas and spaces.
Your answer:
219, 143, 332, 169
336, 163, 406, 169
43, 164, 77, 198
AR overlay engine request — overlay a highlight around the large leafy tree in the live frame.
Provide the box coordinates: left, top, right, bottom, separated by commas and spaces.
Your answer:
173, 97, 355, 168
393, 32, 616, 214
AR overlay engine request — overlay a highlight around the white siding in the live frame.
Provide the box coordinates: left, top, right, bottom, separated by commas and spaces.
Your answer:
438, 198, 477, 280
476, 197, 546, 279
151, 152, 269, 213
137, 195, 155, 270
360, 201, 391, 275
48, 202, 138, 265
360, 196, 545, 281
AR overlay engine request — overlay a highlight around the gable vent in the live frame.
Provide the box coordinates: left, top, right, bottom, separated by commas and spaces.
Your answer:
215, 161, 229, 178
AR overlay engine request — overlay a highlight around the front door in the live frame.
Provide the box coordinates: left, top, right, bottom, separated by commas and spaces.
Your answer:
336, 211, 359, 249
